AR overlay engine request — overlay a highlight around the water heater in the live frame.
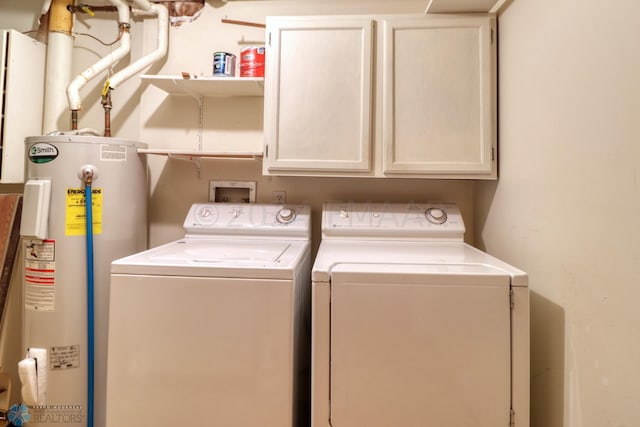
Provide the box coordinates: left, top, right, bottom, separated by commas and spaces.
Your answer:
19, 135, 147, 427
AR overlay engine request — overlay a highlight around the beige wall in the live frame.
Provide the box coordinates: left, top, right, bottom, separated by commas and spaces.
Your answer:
134, 0, 476, 248
5, 0, 640, 425
476, 0, 640, 426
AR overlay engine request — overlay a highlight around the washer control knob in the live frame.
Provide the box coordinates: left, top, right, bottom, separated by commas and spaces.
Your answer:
339, 209, 349, 219
425, 207, 447, 225
196, 206, 218, 224
276, 208, 296, 224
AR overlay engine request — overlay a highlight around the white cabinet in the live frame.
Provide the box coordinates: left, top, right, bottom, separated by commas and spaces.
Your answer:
263, 17, 374, 172
0, 30, 45, 183
263, 14, 497, 179
381, 16, 495, 176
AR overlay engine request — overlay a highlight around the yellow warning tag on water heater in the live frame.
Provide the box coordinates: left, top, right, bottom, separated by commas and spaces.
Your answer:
65, 188, 103, 236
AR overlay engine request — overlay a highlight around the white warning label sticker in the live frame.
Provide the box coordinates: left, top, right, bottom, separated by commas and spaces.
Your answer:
24, 239, 56, 311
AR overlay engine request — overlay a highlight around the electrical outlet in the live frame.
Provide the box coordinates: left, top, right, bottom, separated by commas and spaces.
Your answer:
273, 191, 286, 204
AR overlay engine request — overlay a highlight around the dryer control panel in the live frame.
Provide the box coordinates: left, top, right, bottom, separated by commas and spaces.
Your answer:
184, 203, 311, 238
322, 202, 465, 240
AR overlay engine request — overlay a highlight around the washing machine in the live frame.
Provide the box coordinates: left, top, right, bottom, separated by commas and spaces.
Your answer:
105, 203, 312, 427
311, 202, 529, 427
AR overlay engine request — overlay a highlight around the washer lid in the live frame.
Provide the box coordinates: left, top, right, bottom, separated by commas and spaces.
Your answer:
150, 239, 289, 262
111, 238, 309, 279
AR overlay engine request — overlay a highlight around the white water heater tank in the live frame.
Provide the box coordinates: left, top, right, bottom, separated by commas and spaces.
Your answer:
20, 135, 148, 427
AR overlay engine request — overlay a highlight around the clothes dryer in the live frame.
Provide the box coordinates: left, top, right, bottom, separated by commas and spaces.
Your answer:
106, 203, 311, 427
311, 202, 529, 427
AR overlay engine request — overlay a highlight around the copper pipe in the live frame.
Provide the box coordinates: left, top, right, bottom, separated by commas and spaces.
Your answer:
104, 111, 111, 137
221, 18, 266, 29
102, 91, 112, 137
67, 5, 122, 14
71, 110, 78, 130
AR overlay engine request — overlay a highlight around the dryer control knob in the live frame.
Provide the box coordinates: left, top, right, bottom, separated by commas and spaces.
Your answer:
276, 208, 296, 224
426, 207, 447, 225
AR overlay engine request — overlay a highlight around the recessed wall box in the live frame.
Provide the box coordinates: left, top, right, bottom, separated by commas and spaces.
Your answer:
209, 180, 256, 203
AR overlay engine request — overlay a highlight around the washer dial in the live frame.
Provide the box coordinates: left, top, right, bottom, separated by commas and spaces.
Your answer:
195, 205, 218, 224
425, 207, 448, 225
276, 208, 296, 224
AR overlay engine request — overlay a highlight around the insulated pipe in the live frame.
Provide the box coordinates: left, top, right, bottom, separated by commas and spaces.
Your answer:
43, 0, 74, 133
66, 0, 131, 112
40, 0, 53, 16
112, 0, 130, 25
107, 3, 169, 90
131, 0, 153, 12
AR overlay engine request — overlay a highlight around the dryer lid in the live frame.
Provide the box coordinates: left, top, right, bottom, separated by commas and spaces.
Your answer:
311, 240, 528, 286
329, 263, 512, 288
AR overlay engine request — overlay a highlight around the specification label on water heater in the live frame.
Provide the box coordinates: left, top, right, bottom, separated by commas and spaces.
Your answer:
24, 239, 56, 311
65, 188, 103, 236
50, 344, 81, 370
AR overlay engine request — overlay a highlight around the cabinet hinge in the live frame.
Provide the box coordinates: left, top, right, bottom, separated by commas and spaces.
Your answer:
510, 289, 515, 309
265, 144, 269, 158
268, 31, 272, 47
491, 28, 494, 45
491, 147, 495, 161
509, 409, 515, 426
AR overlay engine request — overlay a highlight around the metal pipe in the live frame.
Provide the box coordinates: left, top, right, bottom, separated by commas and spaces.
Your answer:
66, 0, 131, 113
67, 5, 120, 13
43, 0, 74, 133
108, 3, 169, 90
102, 90, 112, 137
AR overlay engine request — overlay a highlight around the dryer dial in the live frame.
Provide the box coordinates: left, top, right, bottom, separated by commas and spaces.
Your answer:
276, 208, 296, 224
425, 207, 448, 225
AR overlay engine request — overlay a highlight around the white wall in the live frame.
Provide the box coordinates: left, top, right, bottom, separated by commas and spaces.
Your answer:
476, 0, 640, 426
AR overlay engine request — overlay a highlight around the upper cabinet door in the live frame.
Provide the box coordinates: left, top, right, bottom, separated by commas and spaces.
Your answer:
381, 16, 496, 177
263, 17, 374, 173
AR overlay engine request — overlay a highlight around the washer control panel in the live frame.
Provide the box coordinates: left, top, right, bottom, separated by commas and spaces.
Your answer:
322, 202, 465, 240
184, 203, 311, 237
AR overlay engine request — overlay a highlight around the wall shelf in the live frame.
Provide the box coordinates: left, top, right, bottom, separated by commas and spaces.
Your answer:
139, 148, 262, 161
424, 0, 507, 14
140, 75, 264, 97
